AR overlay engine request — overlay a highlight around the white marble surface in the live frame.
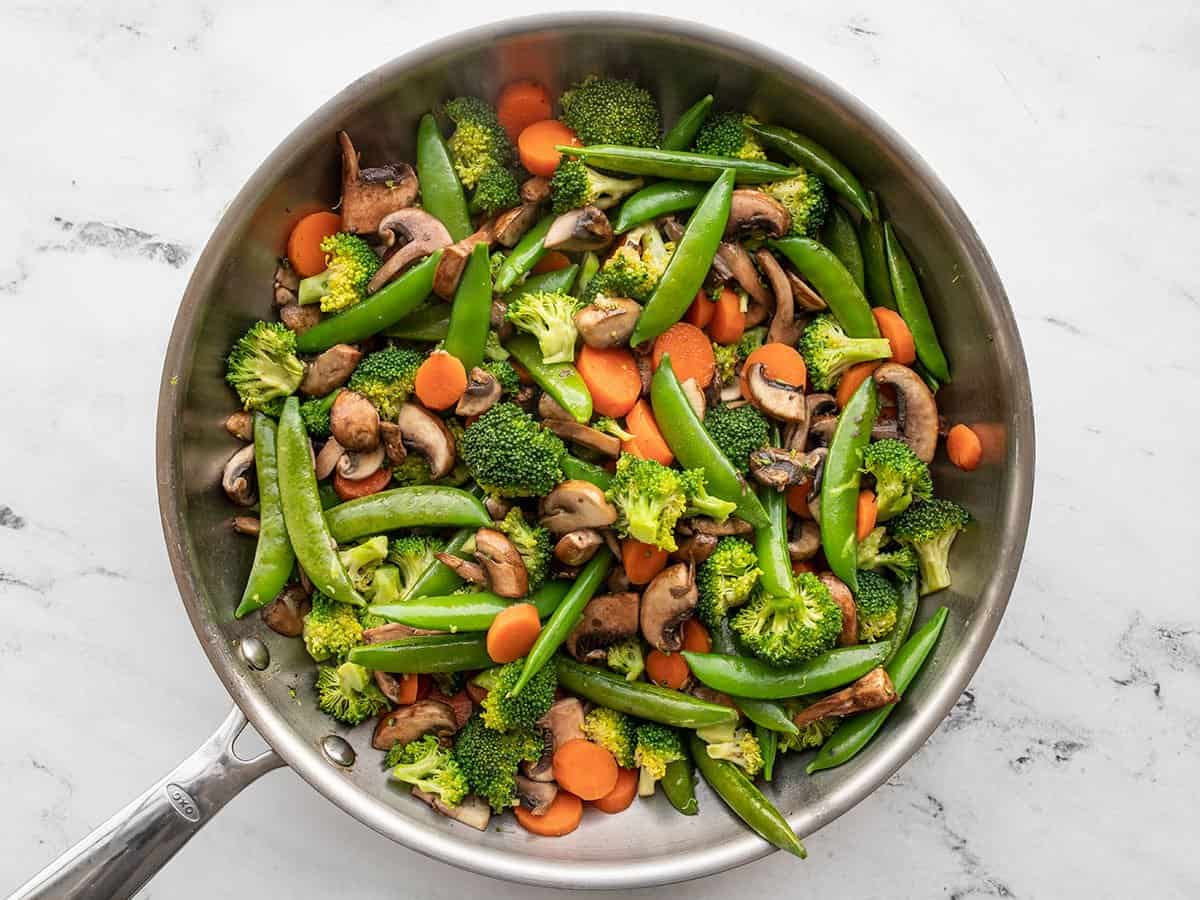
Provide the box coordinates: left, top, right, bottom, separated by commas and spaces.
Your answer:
2, 1, 1197, 897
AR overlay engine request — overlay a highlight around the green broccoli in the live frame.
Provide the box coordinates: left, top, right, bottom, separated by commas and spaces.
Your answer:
594, 416, 636, 442
779, 699, 839, 752
679, 469, 738, 521
482, 359, 520, 395
337, 536, 388, 593
298, 389, 341, 437
225, 321, 304, 411
550, 157, 643, 214
461, 402, 567, 497
385, 734, 469, 806
712, 342, 740, 384
691, 112, 767, 160
856, 526, 919, 583
474, 659, 556, 732
365, 564, 402, 607
303, 592, 365, 661
504, 290, 583, 364
861, 439, 934, 521
854, 569, 900, 642
315, 661, 388, 725
583, 707, 637, 767
890, 499, 970, 595
697, 537, 761, 629
387, 535, 445, 596
452, 714, 543, 812
731, 571, 842, 666
703, 404, 770, 474
799, 314, 893, 392
431, 671, 466, 696
484, 329, 511, 362
584, 224, 673, 302
496, 507, 551, 592
696, 722, 763, 775
606, 637, 646, 681
560, 75, 660, 147
469, 164, 520, 216
634, 723, 685, 795
737, 326, 767, 359
764, 170, 829, 238
605, 454, 688, 551
442, 96, 514, 189
347, 347, 424, 420
297, 232, 381, 313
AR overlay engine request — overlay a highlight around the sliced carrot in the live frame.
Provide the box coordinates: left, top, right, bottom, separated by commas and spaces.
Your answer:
836, 360, 882, 409
871, 307, 916, 365
391, 673, 420, 705
577, 345, 641, 417
622, 399, 674, 466
414, 350, 468, 411
287, 211, 341, 278
652, 322, 716, 389
856, 490, 878, 541
685, 289, 716, 329
622, 539, 669, 586
497, 79, 553, 143
518, 120, 581, 177
532, 250, 572, 274
645, 650, 690, 690
708, 286, 746, 345
514, 790, 584, 836
553, 739, 619, 801
740, 342, 807, 397
786, 477, 814, 519
681, 618, 711, 654
946, 424, 983, 471
592, 768, 639, 814
333, 466, 392, 500
487, 603, 541, 663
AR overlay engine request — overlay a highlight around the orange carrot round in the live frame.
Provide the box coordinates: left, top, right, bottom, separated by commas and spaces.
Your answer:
497, 80, 553, 143
486, 603, 541, 663
622, 539, 669, 586
741, 342, 807, 397
532, 250, 572, 274
591, 768, 639, 814
685, 289, 716, 329
946, 424, 983, 471
623, 399, 674, 466
872, 307, 916, 365
514, 791, 584, 836
836, 360, 882, 409
708, 286, 746, 345
333, 466, 392, 500
577, 345, 641, 417
652, 322, 716, 389
287, 211, 341, 277
681, 618, 711, 654
553, 740, 619, 801
645, 650, 690, 690
786, 477, 814, 519
518, 120, 581, 177
414, 350, 468, 411
856, 490, 878, 541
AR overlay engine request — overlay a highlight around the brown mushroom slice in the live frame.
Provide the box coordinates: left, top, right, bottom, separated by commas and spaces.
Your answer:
232, 516, 260, 536
640, 563, 698, 653
537, 697, 586, 748
260, 584, 312, 637
394, 402, 457, 478
873, 363, 939, 463
484, 495, 512, 521
537, 392, 572, 421
433, 223, 496, 300
784, 392, 837, 451
521, 175, 552, 204
275, 262, 300, 294
680, 377, 706, 420
555, 529, 605, 566
807, 414, 838, 449
222, 444, 257, 507
745, 363, 807, 423
749, 446, 822, 490
607, 566, 635, 594
368, 209, 454, 293
871, 418, 902, 442
224, 411, 253, 442
338, 131, 419, 234
725, 190, 791, 239
574, 297, 641, 349
542, 418, 621, 458
493, 202, 541, 248
456, 368, 502, 417
412, 788, 491, 830
635, 349, 653, 397
330, 389, 381, 452
671, 532, 718, 565
788, 520, 822, 563
566, 592, 640, 660
474, 528, 529, 599
315, 436, 346, 480
713, 241, 770, 306
435, 552, 488, 585
300, 344, 363, 397
337, 444, 386, 481
280, 302, 321, 334
541, 480, 619, 533
371, 700, 458, 750
379, 422, 407, 465
785, 269, 828, 312
522, 730, 556, 782
818, 572, 858, 647
364, 622, 442, 642
516, 776, 559, 815
543, 206, 613, 252
792, 668, 897, 727
688, 516, 753, 536
757, 249, 804, 346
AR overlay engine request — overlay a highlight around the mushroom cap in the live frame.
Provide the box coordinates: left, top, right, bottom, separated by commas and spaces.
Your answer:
338, 131, 419, 234
394, 402, 456, 479
330, 389, 381, 452
337, 443, 386, 480
873, 363, 939, 463
745, 363, 807, 422
259, 584, 311, 637
574, 298, 642, 349
640, 563, 698, 652
493, 202, 541, 248
554, 529, 605, 567
473, 528, 529, 599
756, 249, 803, 347
785, 268, 828, 311
222, 444, 257, 507
541, 418, 621, 458
314, 436, 346, 480
536, 697, 586, 749
544, 206, 613, 251
299, 344, 362, 397
713, 241, 770, 305
671, 532, 719, 565
749, 446, 820, 489
788, 519, 822, 562
433, 225, 495, 300
541, 480, 618, 533
224, 411, 253, 442
379, 421, 407, 465
370, 700, 459, 751
279, 302, 321, 335
456, 368, 502, 418
726, 190, 791, 239
412, 789, 491, 830
818, 572, 858, 647
368, 209, 453, 293
516, 776, 559, 814
566, 592, 640, 660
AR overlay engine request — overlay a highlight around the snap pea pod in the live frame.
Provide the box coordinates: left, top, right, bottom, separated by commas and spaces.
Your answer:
368, 580, 569, 631
757, 724, 778, 782
505, 332, 592, 424
649, 357, 768, 528
324, 486, 490, 543
416, 113, 471, 241
572, 254, 599, 297
318, 482, 341, 510
295, 252, 441, 352
708, 618, 800, 736
859, 192, 896, 310
561, 454, 613, 490
883, 577, 920, 668
756, 484, 794, 599
275, 398, 363, 606
682, 643, 889, 700
510, 548, 613, 697
612, 181, 708, 234
661, 94, 714, 151
807, 606, 949, 774
883, 223, 951, 383
820, 204, 865, 292
770, 237, 879, 339
557, 657, 738, 729
508, 264, 580, 301
235, 413, 295, 617
747, 121, 872, 221
688, 733, 806, 859
347, 632, 492, 673
819, 374, 877, 592
662, 756, 699, 815
443, 242, 492, 370
630, 170, 734, 346
402, 525, 473, 601
382, 303, 451, 341
495, 214, 553, 293
558, 144, 798, 184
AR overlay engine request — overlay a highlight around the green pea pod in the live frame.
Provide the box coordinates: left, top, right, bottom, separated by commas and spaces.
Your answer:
324, 486, 490, 543
402, 525, 473, 601
883, 223, 951, 383
612, 181, 708, 234
416, 113, 471, 241
369, 580, 569, 631
572, 254, 599, 298
708, 616, 800, 736
883, 577, 920, 668
820, 204, 865, 292
770, 237, 879, 339
757, 724, 778, 782
348, 632, 492, 673
318, 482, 341, 510
382, 303, 451, 341
508, 264, 580, 302
276, 398, 363, 606
747, 122, 872, 221
559, 144, 798, 184
756, 485, 794, 598
682, 644, 889, 700
631, 170, 734, 346
505, 332, 592, 424
688, 733, 806, 859
443, 242, 492, 370
296, 252, 441, 352
661, 94, 714, 151
236, 414, 296, 617
561, 454, 613, 490
510, 548, 613, 697
662, 756, 699, 815
557, 657, 738, 729
495, 214, 553, 293
859, 192, 895, 310
820, 374, 877, 591
649, 357, 768, 528
807, 606, 949, 774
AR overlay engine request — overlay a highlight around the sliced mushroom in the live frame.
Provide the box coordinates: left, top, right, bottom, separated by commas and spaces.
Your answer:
337, 444, 385, 480
522, 729, 556, 782
543, 206, 613, 252
688, 516, 753, 536
516, 776, 559, 815
521, 175, 552, 204
726, 190, 791, 239
371, 699, 459, 750
300, 344, 363, 396
364, 622, 443, 642
456, 367, 501, 417
785, 268, 828, 311
224, 411, 253, 442
541, 480, 619, 533
435, 552, 488, 585
412, 788, 491, 830
231, 515, 260, 536
672, 531, 719, 565
315, 436, 346, 480
493, 203, 540, 248
274, 261, 300, 294
872, 417, 902, 442
749, 446, 822, 489
554, 529, 604, 566
368, 209, 453, 293
640, 563, 698, 652
566, 592, 640, 660
574, 297, 641, 348
474, 528, 528, 599
607, 566, 635, 593
874, 363, 939, 463
680, 377, 706, 420
783, 392, 836, 451
757, 249, 803, 346
713, 241, 770, 306
433, 223, 496, 300
634, 346, 653, 396
379, 422, 406, 465
484, 495, 512, 521
222, 444, 256, 506
538, 697, 586, 748
260, 584, 311, 637
537, 392, 572, 421
279, 302, 321, 334
338, 131, 419, 234
395, 402, 456, 479
745, 363, 807, 422
807, 414, 838, 448
541, 418, 621, 458
788, 520, 822, 562
818, 572, 858, 647
792, 667, 897, 727
330, 389, 380, 452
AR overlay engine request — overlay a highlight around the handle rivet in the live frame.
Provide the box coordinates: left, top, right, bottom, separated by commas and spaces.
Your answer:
322, 735, 356, 767
239, 636, 270, 671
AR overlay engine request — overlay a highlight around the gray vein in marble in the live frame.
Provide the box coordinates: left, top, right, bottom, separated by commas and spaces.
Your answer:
911, 792, 1015, 898
40, 217, 191, 268
1040, 315, 1084, 335
0, 506, 27, 530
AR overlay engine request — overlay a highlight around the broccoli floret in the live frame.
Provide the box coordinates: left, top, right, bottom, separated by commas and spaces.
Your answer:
861, 439, 934, 521
482, 359, 520, 395
303, 592, 365, 662
297, 232, 381, 313
737, 326, 767, 359
712, 342, 740, 384
347, 347, 424, 420
298, 389, 341, 437
474, 659, 556, 732
679, 469, 737, 521
470, 164, 520, 216
703, 404, 770, 474
560, 75, 660, 147
387, 535, 445, 596
854, 570, 900, 642
315, 661, 388, 725
431, 671, 466, 696
390, 455, 435, 487
385, 734, 469, 806
365, 565, 401, 607
550, 158, 643, 214
799, 314, 893, 392
606, 637, 646, 681
731, 571, 842, 666
779, 699, 839, 752
857, 527, 919, 583
443, 96, 514, 189
452, 714, 543, 812
585, 224, 673, 303
764, 170, 829, 238
692, 112, 767, 161
605, 454, 688, 551
484, 329, 511, 361
225, 321, 304, 411
634, 723, 685, 795
583, 707, 637, 767
696, 722, 763, 775
504, 290, 583, 365
461, 402, 567, 497
890, 499, 970, 595
697, 537, 761, 629
594, 416, 636, 442
337, 536, 389, 593
496, 507, 551, 592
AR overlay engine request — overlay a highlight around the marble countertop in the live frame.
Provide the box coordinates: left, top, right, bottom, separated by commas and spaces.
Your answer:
2, 2, 1196, 897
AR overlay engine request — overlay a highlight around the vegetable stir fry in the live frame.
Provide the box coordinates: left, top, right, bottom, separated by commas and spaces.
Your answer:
220, 74, 979, 854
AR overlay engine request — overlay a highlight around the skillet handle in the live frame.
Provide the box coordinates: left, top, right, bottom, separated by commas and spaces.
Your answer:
7, 706, 283, 900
